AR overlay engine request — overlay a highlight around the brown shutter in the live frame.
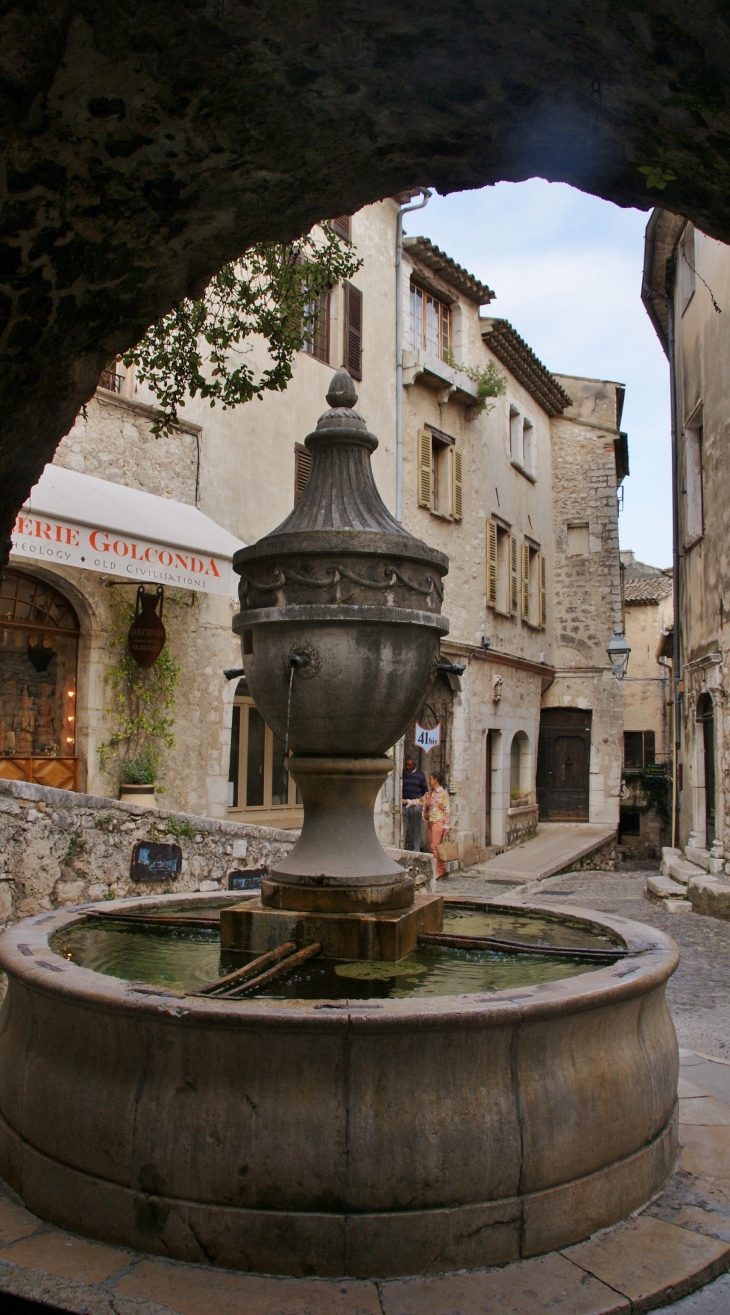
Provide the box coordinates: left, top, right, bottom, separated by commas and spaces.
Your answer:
643, 730, 656, 766
486, 520, 497, 607
294, 443, 312, 504
418, 430, 432, 508
509, 534, 518, 615
539, 552, 547, 629
331, 215, 351, 241
343, 282, 363, 380
452, 448, 463, 521
521, 542, 530, 621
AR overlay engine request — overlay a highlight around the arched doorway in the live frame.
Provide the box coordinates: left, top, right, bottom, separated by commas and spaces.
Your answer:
697, 692, 716, 848
0, 570, 80, 791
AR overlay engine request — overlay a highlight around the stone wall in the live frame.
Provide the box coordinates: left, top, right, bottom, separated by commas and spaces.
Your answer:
0, 778, 435, 928
555, 837, 617, 875
545, 380, 625, 828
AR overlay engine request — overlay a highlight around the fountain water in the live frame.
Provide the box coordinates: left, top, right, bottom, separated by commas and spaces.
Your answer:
0, 374, 679, 1279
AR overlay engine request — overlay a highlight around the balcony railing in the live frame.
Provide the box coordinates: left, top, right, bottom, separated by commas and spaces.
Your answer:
98, 369, 124, 393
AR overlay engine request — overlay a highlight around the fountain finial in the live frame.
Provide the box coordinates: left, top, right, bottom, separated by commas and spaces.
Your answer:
326, 368, 358, 410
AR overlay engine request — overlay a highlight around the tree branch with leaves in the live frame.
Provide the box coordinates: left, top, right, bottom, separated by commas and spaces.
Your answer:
122, 225, 362, 433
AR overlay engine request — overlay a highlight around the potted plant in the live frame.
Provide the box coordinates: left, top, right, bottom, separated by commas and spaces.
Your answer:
119, 747, 160, 809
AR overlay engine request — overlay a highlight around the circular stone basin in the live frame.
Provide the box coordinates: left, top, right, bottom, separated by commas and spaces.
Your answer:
0, 894, 679, 1279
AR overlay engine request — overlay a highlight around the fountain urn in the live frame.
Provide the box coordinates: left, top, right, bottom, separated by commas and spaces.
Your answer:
226, 370, 448, 957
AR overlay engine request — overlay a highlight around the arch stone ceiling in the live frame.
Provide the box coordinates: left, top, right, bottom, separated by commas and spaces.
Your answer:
2, 1, 730, 559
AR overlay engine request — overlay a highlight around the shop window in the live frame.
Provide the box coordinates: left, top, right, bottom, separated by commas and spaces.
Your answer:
619, 808, 641, 837
624, 730, 655, 770
228, 680, 302, 825
0, 570, 79, 791
409, 283, 451, 359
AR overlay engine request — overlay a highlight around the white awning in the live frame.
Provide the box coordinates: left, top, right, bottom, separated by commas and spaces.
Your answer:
10, 466, 245, 597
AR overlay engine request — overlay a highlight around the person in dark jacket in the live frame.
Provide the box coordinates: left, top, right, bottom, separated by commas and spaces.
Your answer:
402, 756, 427, 851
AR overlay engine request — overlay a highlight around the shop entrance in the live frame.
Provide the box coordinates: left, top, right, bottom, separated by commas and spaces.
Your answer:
697, 693, 716, 848
537, 708, 592, 821
0, 570, 79, 791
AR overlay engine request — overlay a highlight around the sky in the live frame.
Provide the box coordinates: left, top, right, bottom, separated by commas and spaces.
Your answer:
403, 179, 672, 569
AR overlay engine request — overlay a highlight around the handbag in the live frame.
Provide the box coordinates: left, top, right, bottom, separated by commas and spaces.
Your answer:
436, 839, 459, 862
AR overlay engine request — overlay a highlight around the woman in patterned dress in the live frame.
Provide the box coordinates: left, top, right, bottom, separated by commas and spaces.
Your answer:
422, 771, 451, 877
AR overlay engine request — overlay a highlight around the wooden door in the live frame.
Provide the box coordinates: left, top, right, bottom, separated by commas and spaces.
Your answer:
537, 709, 592, 821
484, 731, 492, 846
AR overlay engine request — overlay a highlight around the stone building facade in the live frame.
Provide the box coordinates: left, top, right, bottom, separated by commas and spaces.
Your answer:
618, 552, 674, 858
2, 198, 626, 866
643, 210, 730, 854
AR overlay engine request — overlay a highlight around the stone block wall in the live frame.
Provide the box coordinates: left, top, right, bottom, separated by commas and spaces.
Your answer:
0, 779, 436, 928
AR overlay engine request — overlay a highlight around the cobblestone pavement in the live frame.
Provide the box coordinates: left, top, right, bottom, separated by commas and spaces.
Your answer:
442, 865, 730, 1064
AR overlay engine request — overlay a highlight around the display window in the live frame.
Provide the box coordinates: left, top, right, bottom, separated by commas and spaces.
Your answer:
0, 570, 80, 791
227, 678, 302, 828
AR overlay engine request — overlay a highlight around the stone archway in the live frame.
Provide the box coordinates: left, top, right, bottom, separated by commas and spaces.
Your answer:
4, 2, 730, 556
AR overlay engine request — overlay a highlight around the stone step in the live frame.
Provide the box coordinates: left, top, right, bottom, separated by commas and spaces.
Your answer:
645, 875, 692, 910
686, 845, 712, 872
664, 856, 706, 887
688, 877, 730, 921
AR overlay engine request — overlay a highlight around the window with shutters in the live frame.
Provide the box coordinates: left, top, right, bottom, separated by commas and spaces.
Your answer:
486, 520, 517, 616
409, 283, 451, 359
294, 443, 312, 504
416, 428, 462, 519
684, 421, 704, 545
301, 289, 330, 363
509, 407, 537, 481
623, 730, 656, 770
331, 215, 351, 241
521, 541, 546, 628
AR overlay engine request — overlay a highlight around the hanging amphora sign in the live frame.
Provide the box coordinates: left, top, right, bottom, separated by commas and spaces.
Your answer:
128, 586, 166, 668
415, 720, 441, 753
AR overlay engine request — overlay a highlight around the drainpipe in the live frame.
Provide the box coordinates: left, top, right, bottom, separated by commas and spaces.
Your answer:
396, 188, 431, 523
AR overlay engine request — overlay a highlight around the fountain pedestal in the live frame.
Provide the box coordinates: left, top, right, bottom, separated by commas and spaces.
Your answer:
229, 370, 449, 958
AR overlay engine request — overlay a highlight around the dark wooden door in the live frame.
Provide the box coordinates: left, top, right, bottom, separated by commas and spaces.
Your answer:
537, 708, 592, 821
484, 731, 492, 845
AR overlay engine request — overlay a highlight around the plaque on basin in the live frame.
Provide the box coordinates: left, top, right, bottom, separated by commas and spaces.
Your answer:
130, 840, 182, 882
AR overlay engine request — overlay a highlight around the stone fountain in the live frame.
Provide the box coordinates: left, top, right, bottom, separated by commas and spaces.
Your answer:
0, 374, 680, 1280
224, 368, 448, 958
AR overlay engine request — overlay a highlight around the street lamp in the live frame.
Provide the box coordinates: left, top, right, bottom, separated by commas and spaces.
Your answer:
606, 629, 631, 681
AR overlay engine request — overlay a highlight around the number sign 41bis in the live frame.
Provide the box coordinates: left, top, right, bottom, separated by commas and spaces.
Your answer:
415, 721, 441, 753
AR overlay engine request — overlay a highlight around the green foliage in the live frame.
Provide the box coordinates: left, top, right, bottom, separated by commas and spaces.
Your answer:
164, 818, 196, 841
624, 769, 672, 824
99, 590, 181, 785
637, 163, 677, 191
65, 831, 86, 864
443, 350, 507, 413
123, 226, 362, 434
121, 748, 159, 785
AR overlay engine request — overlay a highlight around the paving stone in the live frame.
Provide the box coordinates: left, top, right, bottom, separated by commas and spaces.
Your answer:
647, 1204, 730, 1243
681, 1125, 730, 1179
379, 1252, 630, 1315
679, 1078, 711, 1098
0, 1195, 42, 1245
113, 1259, 383, 1315
563, 1216, 730, 1314
0, 1229, 132, 1284
0, 1259, 176, 1315
680, 1097, 730, 1125
662, 1271, 730, 1313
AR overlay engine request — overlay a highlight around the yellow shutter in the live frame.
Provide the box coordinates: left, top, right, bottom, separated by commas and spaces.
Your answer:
452, 448, 463, 521
521, 542, 530, 621
509, 533, 518, 615
486, 519, 497, 606
418, 430, 432, 508
539, 552, 547, 629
